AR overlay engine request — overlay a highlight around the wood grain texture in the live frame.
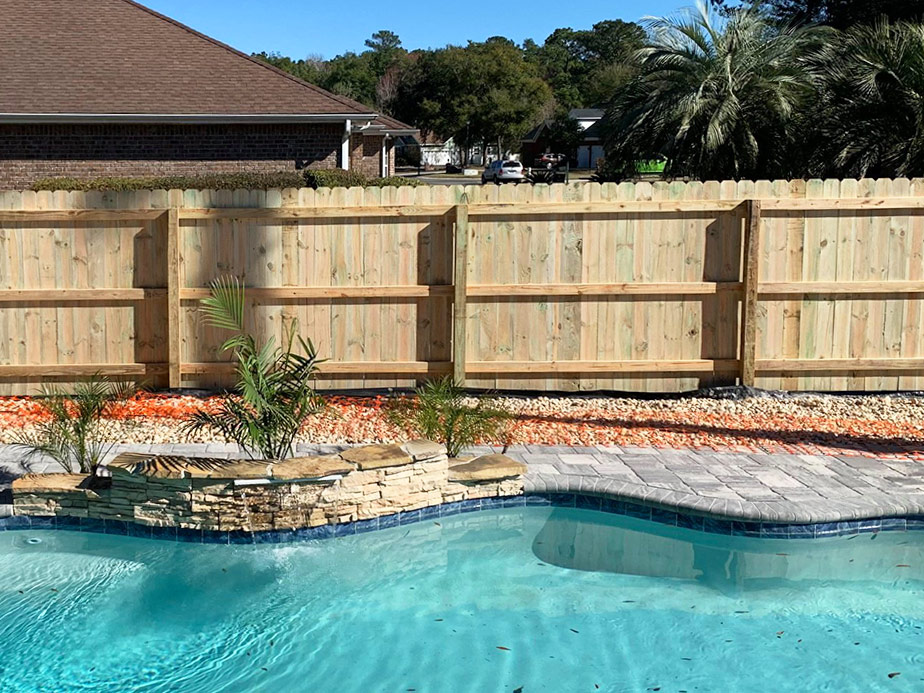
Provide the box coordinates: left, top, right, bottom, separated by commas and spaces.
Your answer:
1, 182, 923, 393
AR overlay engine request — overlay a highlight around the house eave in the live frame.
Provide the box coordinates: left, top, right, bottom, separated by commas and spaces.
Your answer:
0, 113, 379, 124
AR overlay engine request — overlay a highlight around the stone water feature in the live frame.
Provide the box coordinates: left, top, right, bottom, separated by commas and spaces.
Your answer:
11, 441, 527, 535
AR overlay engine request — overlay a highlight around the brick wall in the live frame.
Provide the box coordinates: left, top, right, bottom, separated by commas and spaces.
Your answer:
0, 122, 390, 189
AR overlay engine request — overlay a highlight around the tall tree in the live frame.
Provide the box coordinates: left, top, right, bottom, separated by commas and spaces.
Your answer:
601, 4, 821, 180
711, 0, 924, 28
524, 20, 646, 109
808, 19, 924, 177
394, 39, 551, 162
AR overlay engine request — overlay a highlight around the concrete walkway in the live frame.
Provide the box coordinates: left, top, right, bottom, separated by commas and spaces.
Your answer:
2, 443, 923, 524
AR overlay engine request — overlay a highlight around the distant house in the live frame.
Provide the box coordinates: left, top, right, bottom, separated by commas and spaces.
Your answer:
0, 0, 417, 189
521, 108, 605, 170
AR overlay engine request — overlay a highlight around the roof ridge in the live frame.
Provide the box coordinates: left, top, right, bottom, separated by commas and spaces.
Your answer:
115, 0, 377, 116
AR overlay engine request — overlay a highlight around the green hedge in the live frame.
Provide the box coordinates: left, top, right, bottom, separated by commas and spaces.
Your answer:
31, 170, 421, 192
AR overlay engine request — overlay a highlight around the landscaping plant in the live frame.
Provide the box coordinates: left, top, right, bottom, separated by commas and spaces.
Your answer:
385, 377, 511, 458
184, 276, 325, 460
14, 375, 136, 475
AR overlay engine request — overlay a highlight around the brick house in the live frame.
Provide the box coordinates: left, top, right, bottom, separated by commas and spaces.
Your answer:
0, 0, 417, 190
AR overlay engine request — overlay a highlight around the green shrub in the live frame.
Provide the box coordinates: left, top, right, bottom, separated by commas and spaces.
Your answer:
13, 376, 138, 475
183, 276, 325, 460
32, 170, 422, 192
302, 169, 421, 189
31, 172, 308, 192
384, 377, 511, 458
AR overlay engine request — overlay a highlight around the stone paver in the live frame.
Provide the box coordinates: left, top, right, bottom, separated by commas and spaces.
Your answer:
2, 443, 924, 524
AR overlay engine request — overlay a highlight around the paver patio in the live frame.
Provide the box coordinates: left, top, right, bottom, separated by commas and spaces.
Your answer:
2, 443, 923, 524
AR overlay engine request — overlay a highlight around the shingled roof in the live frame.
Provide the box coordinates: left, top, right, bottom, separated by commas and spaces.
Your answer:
0, 0, 410, 130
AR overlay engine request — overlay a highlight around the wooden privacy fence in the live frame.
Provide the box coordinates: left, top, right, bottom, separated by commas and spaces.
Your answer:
2, 179, 924, 395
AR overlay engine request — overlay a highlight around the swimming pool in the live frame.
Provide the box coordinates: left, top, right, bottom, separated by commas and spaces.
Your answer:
1, 507, 922, 692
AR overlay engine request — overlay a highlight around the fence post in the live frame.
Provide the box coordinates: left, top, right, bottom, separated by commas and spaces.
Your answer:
740, 199, 761, 387
453, 194, 470, 385
166, 201, 182, 388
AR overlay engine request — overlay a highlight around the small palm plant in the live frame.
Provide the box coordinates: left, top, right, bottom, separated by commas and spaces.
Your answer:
184, 276, 325, 460
385, 377, 511, 458
14, 376, 136, 475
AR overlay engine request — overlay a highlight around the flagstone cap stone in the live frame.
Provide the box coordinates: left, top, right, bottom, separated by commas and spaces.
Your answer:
108, 453, 353, 481
449, 455, 527, 482
12, 474, 92, 493
340, 443, 413, 470
400, 439, 447, 461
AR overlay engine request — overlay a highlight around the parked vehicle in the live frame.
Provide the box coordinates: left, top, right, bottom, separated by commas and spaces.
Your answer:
527, 154, 570, 184
481, 159, 525, 184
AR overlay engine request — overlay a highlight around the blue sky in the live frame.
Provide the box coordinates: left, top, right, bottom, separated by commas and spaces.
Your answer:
141, 0, 687, 59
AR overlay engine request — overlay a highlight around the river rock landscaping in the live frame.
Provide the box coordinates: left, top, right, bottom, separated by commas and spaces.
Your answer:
1, 391, 923, 459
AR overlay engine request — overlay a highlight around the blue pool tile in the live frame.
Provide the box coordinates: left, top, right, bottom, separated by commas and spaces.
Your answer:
575, 495, 601, 511
252, 530, 279, 544
548, 493, 576, 508
55, 516, 82, 531
731, 521, 760, 536
703, 518, 732, 535
400, 509, 424, 525
151, 525, 179, 542
104, 520, 129, 536
835, 521, 859, 536
352, 518, 381, 534
274, 530, 297, 543
419, 505, 440, 521
479, 497, 505, 511
332, 522, 356, 537
600, 498, 625, 515
294, 527, 320, 541
81, 518, 107, 534
501, 496, 525, 508
624, 502, 651, 521
813, 522, 840, 537
128, 523, 153, 540
202, 530, 228, 544
880, 518, 906, 532
0, 515, 32, 530
858, 519, 881, 534
524, 494, 551, 506
460, 499, 482, 513
678, 513, 705, 532
906, 518, 924, 531
379, 513, 400, 529
29, 516, 55, 530
787, 524, 815, 539
439, 502, 462, 518
176, 528, 203, 543
760, 523, 790, 538
650, 508, 678, 527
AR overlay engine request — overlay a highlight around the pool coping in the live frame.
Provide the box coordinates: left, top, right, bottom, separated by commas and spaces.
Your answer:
524, 472, 924, 524
3, 492, 924, 543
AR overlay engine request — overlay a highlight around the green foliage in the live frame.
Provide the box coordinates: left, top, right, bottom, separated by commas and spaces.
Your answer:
302, 169, 421, 189
807, 19, 924, 177
385, 378, 512, 458
393, 38, 552, 162
184, 277, 325, 460
544, 112, 585, 153
523, 20, 646, 109
32, 170, 420, 192
14, 376, 137, 475
31, 172, 308, 192
601, 4, 821, 180
710, 0, 924, 29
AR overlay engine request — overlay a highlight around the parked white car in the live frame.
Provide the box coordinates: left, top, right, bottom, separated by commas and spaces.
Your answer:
481, 159, 526, 184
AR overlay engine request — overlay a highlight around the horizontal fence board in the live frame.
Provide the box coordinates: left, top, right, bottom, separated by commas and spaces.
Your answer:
1, 180, 924, 393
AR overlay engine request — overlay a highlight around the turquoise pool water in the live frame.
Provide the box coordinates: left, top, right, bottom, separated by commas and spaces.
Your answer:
1, 507, 922, 692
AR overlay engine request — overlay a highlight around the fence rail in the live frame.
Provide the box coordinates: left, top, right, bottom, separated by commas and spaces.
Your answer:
1, 180, 924, 394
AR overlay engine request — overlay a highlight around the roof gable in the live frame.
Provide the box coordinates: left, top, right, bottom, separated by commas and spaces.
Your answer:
0, 0, 377, 118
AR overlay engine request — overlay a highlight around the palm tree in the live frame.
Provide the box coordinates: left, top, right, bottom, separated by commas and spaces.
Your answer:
809, 19, 924, 178
601, 3, 822, 180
